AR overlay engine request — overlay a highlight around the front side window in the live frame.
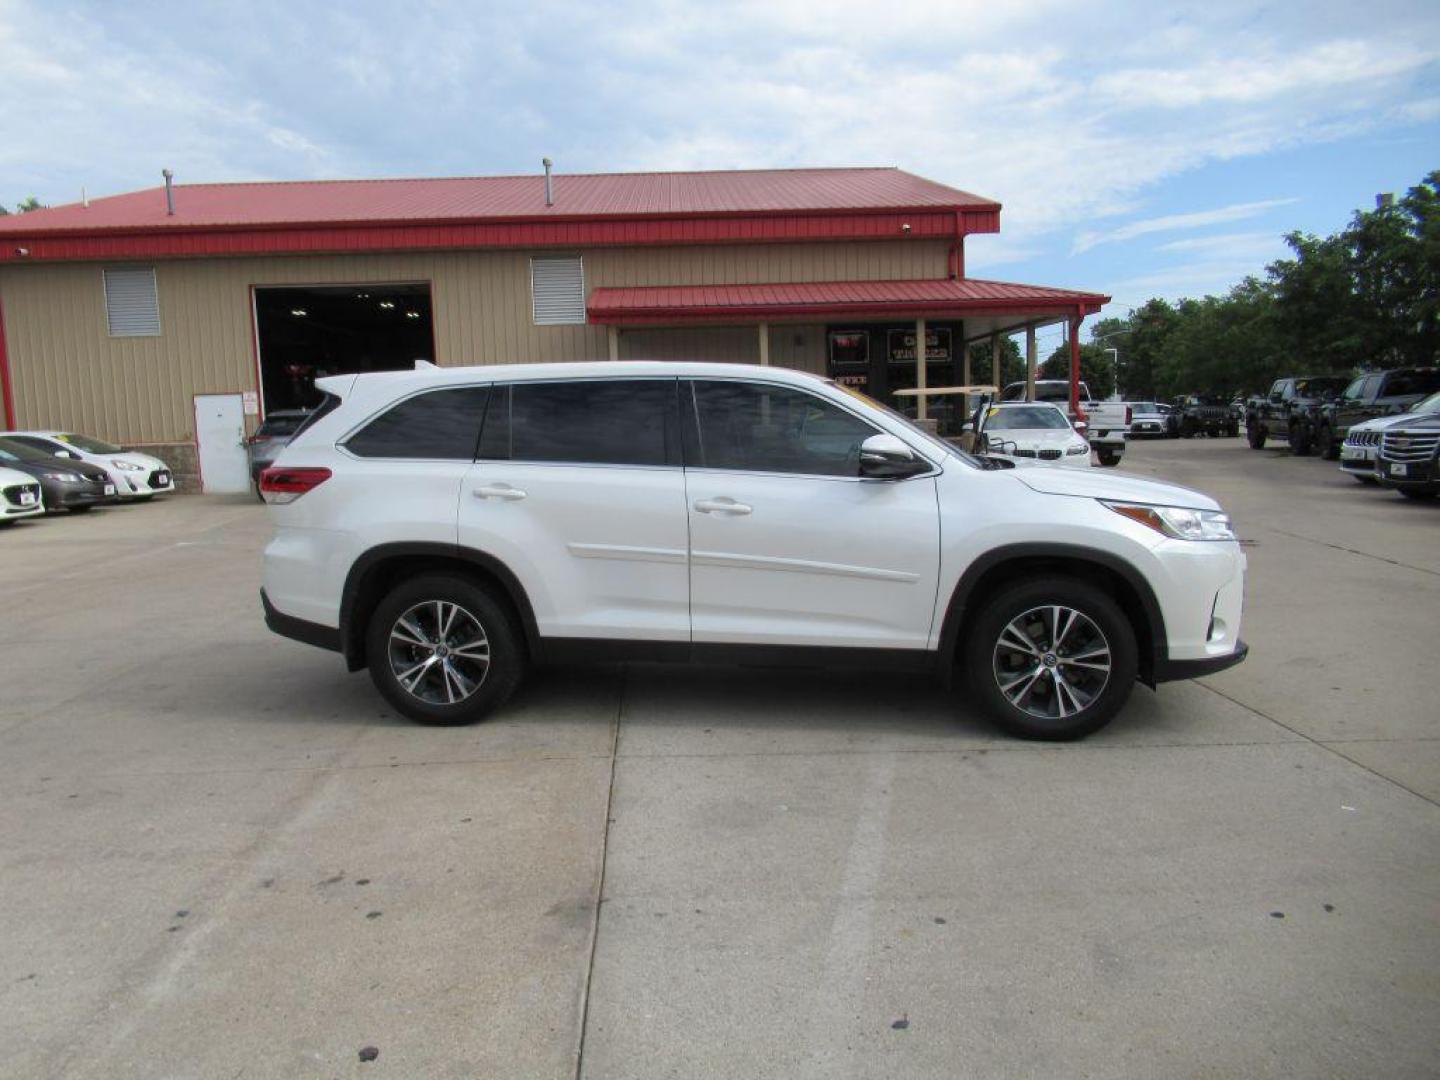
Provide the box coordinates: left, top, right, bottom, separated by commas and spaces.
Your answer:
689, 381, 879, 477
344, 386, 489, 460
55, 433, 124, 454
509, 380, 674, 466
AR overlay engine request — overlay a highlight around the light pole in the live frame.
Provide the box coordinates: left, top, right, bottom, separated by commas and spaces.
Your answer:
1103, 347, 1119, 400
1092, 327, 1132, 399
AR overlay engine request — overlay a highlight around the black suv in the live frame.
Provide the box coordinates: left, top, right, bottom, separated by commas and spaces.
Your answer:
1302, 368, 1440, 460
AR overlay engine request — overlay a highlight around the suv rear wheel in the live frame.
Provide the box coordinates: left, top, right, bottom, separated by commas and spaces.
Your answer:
366, 575, 525, 725
1247, 423, 1266, 449
964, 577, 1138, 740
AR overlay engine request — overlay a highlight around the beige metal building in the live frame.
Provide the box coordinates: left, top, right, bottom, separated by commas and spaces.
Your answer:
0, 167, 1106, 490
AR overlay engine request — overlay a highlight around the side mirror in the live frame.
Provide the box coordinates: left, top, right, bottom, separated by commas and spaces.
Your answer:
859, 433, 928, 480
960, 421, 975, 434
1073, 420, 1088, 435
54, 449, 77, 459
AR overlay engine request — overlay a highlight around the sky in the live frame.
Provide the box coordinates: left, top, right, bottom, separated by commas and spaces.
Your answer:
3, 0, 1437, 352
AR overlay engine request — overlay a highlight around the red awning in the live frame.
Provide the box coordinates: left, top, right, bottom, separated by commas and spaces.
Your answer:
587, 278, 1109, 325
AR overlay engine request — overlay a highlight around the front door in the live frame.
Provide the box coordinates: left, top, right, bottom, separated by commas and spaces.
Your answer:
458, 379, 691, 642
193, 394, 250, 493
684, 378, 941, 650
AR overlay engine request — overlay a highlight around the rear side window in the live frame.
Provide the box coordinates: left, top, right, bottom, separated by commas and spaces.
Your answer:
507, 380, 676, 466
256, 414, 308, 439
689, 381, 879, 477
345, 387, 489, 460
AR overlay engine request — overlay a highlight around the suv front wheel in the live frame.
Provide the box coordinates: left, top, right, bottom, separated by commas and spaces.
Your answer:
965, 577, 1138, 740
366, 575, 525, 725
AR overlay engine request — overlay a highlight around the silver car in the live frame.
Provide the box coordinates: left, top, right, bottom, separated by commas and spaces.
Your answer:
246, 410, 312, 495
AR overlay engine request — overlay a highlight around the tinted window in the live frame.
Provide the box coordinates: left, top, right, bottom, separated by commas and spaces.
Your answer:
56, 433, 123, 454
509, 380, 674, 466
6, 435, 64, 455
345, 387, 489, 460
691, 381, 878, 477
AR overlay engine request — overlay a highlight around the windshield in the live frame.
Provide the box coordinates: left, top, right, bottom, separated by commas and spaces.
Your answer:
1410, 390, 1440, 415
0, 438, 49, 464
55, 433, 124, 454
1131, 402, 1157, 413
256, 414, 309, 438
986, 405, 1071, 431
1294, 378, 1347, 398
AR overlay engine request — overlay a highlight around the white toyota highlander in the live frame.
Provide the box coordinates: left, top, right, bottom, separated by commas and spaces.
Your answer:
260, 362, 1247, 740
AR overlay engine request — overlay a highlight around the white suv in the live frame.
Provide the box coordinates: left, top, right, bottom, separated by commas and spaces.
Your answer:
260, 362, 1247, 740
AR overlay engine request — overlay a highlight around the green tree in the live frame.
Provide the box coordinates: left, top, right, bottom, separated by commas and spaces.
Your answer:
16, 195, 44, 212
967, 337, 1026, 389
1040, 341, 1115, 398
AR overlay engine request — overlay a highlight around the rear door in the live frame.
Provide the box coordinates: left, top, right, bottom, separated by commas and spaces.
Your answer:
458, 379, 690, 642
682, 378, 940, 650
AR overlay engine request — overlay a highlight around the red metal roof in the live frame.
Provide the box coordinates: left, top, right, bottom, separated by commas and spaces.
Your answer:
587, 278, 1110, 324
2, 168, 996, 233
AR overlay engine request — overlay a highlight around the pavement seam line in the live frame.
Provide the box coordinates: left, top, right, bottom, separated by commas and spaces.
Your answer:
574, 665, 625, 1080
1260, 525, 1440, 578
1196, 680, 1440, 809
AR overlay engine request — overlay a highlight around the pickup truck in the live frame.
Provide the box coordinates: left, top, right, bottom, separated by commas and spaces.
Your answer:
1295, 367, 1440, 459
1000, 380, 1129, 466
1245, 376, 1349, 453
1172, 395, 1239, 438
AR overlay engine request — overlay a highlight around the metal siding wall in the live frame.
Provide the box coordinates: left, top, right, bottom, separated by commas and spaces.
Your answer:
0, 240, 945, 443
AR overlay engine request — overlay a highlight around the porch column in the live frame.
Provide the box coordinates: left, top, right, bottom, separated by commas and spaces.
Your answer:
962, 336, 972, 418
990, 333, 1001, 391
607, 325, 620, 362
758, 322, 770, 366
1026, 324, 1037, 401
914, 317, 928, 421
1069, 314, 1083, 414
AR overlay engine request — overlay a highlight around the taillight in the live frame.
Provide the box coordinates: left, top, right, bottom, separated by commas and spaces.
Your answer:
259, 466, 331, 504
1125, 405, 1133, 424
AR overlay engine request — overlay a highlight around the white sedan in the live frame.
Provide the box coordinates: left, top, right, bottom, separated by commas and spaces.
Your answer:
0, 431, 174, 500
0, 463, 44, 523
975, 402, 1094, 469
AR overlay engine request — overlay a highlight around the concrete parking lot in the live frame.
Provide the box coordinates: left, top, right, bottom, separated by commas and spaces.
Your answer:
2, 439, 1437, 1079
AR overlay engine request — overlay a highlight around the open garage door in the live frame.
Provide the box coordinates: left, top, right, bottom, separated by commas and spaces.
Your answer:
254, 283, 435, 414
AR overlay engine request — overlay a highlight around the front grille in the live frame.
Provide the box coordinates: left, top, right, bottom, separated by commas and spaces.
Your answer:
1345, 430, 1380, 447
1380, 431, 1440, 463
1012, 448, 1037, 458
1038, 449, 1062, 460
3, 482, 40, 508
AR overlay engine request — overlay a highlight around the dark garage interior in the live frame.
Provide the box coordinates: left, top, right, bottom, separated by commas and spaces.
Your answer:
254, 283, 435, 413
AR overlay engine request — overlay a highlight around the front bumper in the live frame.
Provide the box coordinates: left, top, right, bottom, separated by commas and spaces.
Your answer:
1339, 444, 1376, 474
1154, 640, 1249, 681
1376, 456, 1439, 490
2, 483, 43, 519
42, 478, 117, 509
109, 465, 174, 497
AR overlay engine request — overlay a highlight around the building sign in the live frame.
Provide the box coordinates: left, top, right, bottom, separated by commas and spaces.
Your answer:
887, 328, 951, 364
241, 390, 260, 416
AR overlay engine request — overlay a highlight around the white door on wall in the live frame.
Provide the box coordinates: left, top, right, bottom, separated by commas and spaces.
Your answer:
193, 394, 250, 493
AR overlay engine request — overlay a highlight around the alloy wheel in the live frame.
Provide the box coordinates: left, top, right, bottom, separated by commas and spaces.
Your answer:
387, 600, 491, 705
992, 604, 1112, 720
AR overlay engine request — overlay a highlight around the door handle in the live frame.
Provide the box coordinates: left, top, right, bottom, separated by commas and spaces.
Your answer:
473, 484, 527, 501
694, 497, 752, 516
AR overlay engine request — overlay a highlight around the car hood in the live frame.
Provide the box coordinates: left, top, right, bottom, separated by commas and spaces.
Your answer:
986, 429, 1084, 448
1015, 467, 1221, 510
1350, 412, 1427, 434
1387, 414, 1440, 432
113, 452, 166, 469
0, 465, 39, 486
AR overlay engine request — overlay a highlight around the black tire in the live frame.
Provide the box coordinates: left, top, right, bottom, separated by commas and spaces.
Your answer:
1351, 474, 1378, 485
1318, 425, 1339, 460
1247, 422, 1266, 449
1289, 425, 1313, 456
1227, 424, 1239, 438
1096, 448, 1120, 467
1180, 420, 1196, 438
1399, 488, 1437, 500
366, 574, 525, 725
964, 576, 1138, 741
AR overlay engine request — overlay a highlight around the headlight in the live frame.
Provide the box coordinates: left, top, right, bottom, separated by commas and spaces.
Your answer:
1103, 500, 1236, 541
112, 459, 144, 471
1065, 443, 1089, 455
43, 471, 81, 483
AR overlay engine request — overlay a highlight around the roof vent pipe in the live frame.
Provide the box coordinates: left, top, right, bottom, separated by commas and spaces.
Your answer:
542, 158, 553, 207
163, 169, 175, 215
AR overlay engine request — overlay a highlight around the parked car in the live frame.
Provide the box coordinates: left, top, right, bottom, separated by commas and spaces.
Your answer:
972, 402, 1093, 468
1375, 413, 1440, 499
1000, 380, 1130, 466
1339, 390, 1440, 483
246, 410, 313, 494
1126, 402, 1168, 438
1173, 395, 1239, 438
1299, 367, 1440, 460
260, 362, 1247, 741
1245, 376, 1349, 452
0, 437, 117, 512
0, 431, 173, 499
0, 464, 44, 524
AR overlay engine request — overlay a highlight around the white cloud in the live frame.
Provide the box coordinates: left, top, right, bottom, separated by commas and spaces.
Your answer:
1072, 199, 1300, 254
